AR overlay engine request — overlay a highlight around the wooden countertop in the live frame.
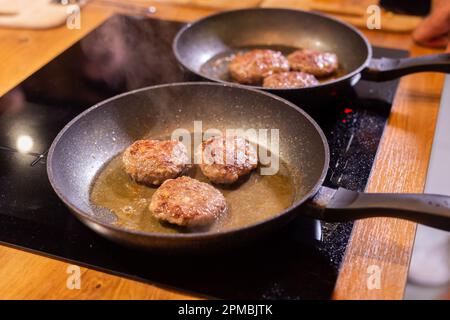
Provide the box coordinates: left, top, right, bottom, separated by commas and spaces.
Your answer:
0, 1, 446, 299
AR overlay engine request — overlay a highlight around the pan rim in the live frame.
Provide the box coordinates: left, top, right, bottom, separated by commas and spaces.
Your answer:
173, 7, 373, 91
47, 82, 330, 240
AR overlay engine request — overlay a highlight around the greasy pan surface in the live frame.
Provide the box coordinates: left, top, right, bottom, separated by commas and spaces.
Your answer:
47, 83, 329, 251
173, 8, 372, 91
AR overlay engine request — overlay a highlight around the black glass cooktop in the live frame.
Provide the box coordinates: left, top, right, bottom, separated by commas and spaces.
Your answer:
0, 15, 407, 299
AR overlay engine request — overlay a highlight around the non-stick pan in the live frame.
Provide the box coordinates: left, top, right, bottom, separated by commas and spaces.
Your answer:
173, 8, 450, 101
47, 83, 450, 252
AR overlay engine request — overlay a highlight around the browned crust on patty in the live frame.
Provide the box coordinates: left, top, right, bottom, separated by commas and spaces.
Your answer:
197, 136, 258, 184
123, 140, 189, 185
287, 49, 338, 77
228, 49, 289, 85
263, 71, 319, 88
149, 176, 227, 227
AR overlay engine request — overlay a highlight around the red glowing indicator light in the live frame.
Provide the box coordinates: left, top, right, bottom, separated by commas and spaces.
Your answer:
344, 108, 353, 114
342, 119, 347, 123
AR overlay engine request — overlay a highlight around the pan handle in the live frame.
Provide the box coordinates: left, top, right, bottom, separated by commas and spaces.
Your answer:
361, 53, 450, 82
305, 187, 450, 231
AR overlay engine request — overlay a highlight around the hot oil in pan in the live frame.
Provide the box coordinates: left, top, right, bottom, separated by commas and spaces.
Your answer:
200, 45, 346, 85
90, 147, 295, 234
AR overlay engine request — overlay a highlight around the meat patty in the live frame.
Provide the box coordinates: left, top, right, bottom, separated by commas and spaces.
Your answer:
287, 49, 338, 77
149, 176, 227, 227
197, 136, 258, 184
228, 49, 289, 85
122, 139, 189, 185
263, 71, 319, 89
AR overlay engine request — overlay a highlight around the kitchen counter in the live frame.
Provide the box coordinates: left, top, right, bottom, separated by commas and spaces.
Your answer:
0, 1, 446, 299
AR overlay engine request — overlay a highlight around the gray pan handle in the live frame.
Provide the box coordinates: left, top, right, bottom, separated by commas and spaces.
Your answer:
305, 187, 450, 231
361, 53, 450, 82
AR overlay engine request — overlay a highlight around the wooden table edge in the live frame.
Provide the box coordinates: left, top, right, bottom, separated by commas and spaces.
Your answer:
333, 70, 443, 299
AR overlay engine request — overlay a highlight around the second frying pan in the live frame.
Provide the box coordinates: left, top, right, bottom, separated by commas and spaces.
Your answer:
47, 83, 450, 252
173, 8, 450, 101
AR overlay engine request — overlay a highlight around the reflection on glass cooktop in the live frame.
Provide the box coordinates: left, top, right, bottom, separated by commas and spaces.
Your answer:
0, 15, 408, 299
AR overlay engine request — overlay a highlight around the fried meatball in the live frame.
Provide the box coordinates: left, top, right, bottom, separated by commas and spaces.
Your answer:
228, 49, 289, 85
197, 136, 258, 184
287, 49, 338, 77
122, 140, 189, 185
263, 71, 319, 89
149, 176, 227, 227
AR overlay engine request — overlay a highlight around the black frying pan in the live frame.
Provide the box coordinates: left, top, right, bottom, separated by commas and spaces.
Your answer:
173, 8, 450, 101
47, 83, 450, 252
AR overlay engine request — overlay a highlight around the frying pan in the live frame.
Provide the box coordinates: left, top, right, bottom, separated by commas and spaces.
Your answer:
173, 8, 450, 101
47, 83, 450, 252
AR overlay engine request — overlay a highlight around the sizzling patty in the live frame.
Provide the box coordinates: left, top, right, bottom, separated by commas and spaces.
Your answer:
228, 49, 289, 85
122, 139, 189, 185
197, 136, 258, 184
263, 71, 319, 89
149, 176, 227, 227
287, 49, 338, 77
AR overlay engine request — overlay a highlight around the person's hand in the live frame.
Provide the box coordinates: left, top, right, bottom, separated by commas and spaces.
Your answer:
413, 0, 450, 52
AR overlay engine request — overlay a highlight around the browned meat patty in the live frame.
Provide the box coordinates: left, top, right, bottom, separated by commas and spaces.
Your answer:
263, 71, 319, 89
197, 136, 258, 184
149, 176, 227, 227
287, 49, 338, 77
228, 49, 289, 85
122, 139, 189, 185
